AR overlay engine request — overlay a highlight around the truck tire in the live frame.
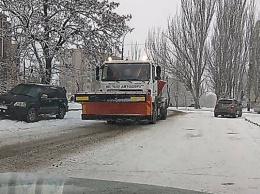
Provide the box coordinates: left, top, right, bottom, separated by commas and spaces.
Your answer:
149, 104, 157, 124
107, 120, 116, 124
160, 107, 167, 120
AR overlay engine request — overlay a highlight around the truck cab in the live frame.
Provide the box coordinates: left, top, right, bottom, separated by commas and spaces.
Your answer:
98, 60, 158, 100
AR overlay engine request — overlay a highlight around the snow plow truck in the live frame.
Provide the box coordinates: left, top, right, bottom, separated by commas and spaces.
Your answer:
74, 58, 168, 124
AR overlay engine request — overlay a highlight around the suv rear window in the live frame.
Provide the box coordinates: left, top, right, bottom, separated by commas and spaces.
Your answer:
218, 100, 233, 104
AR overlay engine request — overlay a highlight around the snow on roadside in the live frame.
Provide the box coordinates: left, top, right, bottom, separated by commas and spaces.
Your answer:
0, 103, 93, 146
244, 112, 260, 127
68, 102, 82, 110
168, 107, 214, 114
171, 106, 260, 128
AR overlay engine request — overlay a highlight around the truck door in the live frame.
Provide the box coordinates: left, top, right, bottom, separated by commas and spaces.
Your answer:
152, 65, 158, 96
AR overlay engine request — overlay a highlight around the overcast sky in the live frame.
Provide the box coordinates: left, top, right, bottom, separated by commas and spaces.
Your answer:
114, 0, 181, 56
114, 1, 260, 57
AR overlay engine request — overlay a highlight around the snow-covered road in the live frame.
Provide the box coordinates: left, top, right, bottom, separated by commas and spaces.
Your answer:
1, 106, 260, 193
39, 109, 260, 194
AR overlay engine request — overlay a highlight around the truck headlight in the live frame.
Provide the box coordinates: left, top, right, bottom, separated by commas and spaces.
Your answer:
14, 102, 27, 107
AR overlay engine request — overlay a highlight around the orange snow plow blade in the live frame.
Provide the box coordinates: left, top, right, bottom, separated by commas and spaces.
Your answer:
75, 93, 152, 121
82, 102, 149, 115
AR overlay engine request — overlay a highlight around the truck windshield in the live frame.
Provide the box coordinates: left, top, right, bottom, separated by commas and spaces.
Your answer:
101, 63, 150, 81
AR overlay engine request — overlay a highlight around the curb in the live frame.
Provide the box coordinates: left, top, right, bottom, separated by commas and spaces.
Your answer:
245, 118, 260, 127
168, 109, 186, 117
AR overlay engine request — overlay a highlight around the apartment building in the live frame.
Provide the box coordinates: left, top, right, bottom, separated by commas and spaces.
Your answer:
59, 49, 93, 98
0, 13, 18, 92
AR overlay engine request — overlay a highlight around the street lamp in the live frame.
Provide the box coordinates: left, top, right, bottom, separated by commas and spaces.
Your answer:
121, 28, 134, 60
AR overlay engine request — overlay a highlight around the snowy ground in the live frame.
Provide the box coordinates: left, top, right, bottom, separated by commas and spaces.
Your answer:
0, 103, 90, 146
169, 106, 260, 128
36, 107, 260, 194
1, 105, 260, 193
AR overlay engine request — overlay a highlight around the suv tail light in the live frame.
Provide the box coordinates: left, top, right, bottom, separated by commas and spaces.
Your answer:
215, 104, 218, 109
230, 104, 235, 109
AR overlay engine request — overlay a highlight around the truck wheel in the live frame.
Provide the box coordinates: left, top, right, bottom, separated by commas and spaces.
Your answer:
149, 104, 157, 124
160, 107, 167, 120
26, 108, 38, 123
107, 120, 116, 124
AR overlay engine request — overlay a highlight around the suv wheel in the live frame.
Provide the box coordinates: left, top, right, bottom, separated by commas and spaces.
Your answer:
56, 106, 66, 119
238, 111, 242, 117
214, 113, 218, 117
26, 108, 38, 122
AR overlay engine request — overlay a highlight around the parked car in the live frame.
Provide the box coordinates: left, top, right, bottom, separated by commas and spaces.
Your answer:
254, 103, 260, 113
0, 83, 68, 122
214, 98, 242, 118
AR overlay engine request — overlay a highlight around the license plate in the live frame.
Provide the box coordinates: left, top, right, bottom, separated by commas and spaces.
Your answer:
0, 104, 7, 110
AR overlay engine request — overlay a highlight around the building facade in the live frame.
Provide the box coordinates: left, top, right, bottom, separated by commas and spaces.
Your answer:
59, 49, 93, 99
0, 13, 18, 92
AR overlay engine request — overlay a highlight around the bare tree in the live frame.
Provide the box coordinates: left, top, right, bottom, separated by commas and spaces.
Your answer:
247, 18, 260, 111
128, 42, 141, 60
147, 0, 216, 109
146, 27, 169, 80
1, 0, 131, 84
207, 0, 255, 100
250, 21, 260, 101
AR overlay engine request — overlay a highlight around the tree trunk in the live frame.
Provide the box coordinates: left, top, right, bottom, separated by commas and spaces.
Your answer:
195, 84, 201, 109
44, 57, 53, 84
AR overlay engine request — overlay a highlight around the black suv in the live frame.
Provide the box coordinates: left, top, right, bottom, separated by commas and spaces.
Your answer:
0, 83, 68, 122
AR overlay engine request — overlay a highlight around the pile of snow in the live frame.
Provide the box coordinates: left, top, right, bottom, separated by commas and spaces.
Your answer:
244, 112, 260, 127
68, 102, 82, 110
0, 103, 89, 146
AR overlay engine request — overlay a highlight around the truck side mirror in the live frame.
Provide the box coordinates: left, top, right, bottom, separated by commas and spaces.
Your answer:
96, 66, 100, 80
155, 66, 161, 80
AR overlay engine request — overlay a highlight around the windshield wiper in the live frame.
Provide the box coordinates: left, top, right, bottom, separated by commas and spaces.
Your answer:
117, 79, 133, 83
102, 79, 119, 83
118, 79, 148, 83
130, 79, 147, 83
